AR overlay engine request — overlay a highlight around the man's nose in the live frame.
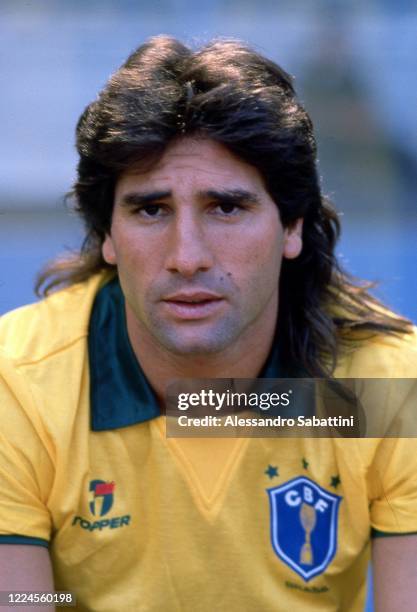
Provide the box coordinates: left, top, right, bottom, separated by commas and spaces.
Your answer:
164, 215, 214, 277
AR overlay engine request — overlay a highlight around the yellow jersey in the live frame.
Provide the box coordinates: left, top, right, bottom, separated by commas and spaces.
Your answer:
0, 274, 416, 611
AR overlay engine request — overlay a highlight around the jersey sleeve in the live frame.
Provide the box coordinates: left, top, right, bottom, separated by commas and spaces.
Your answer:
368, 436, 417, 536
0, 355, 54, 547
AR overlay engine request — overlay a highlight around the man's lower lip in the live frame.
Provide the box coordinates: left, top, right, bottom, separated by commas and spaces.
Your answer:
161, 299, 224, 319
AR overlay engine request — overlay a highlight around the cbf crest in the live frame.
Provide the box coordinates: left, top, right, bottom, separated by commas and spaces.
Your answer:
267, 476, 341, 581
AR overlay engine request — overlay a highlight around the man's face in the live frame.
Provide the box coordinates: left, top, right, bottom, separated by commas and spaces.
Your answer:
103, 138, 302, 356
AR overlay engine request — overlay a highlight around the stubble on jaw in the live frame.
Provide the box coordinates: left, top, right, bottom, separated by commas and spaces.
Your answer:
123, 273, 279, 368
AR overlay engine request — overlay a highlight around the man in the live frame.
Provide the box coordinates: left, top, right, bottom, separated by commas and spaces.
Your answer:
0, 36, 416, 611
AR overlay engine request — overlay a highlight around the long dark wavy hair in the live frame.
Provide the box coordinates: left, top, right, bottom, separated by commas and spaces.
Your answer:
36, 35, 413, 376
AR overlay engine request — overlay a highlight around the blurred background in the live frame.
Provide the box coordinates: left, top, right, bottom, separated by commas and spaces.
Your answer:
1, 1, 416, 322
1, 1, 416, 608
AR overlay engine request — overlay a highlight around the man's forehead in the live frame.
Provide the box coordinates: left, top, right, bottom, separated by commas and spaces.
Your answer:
117, 137, 266, 191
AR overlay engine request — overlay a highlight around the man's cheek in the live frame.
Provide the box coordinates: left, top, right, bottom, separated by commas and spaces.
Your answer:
239, 245, 280, 271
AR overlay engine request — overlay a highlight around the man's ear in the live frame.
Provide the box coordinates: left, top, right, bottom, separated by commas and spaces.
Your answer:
102, 234, 117, 265
283, 218, 303, 260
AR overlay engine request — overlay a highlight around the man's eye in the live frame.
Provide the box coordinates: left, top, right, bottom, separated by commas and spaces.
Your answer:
214, 202, 243, 215
136, 204, 164, 217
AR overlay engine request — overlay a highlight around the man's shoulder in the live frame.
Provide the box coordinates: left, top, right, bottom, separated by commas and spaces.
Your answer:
0, 273, 109, 365
335, 327, 417, 378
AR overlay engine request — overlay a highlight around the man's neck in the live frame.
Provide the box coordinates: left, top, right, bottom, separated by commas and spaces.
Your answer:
125, 306, 277, 406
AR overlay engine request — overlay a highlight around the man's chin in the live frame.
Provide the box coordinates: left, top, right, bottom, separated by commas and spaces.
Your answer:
157, 340, 230, 356
152, 327, 239, 356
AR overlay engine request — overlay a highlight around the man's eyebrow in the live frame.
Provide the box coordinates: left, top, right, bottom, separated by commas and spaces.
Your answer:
119, 188, 262, 207
119, 191, 171, 206
202, 189, 262, 205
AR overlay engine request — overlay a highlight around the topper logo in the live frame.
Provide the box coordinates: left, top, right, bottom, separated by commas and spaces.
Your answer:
89, 480, 115, 517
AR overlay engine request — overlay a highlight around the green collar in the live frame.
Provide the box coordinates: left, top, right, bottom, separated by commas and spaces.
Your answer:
88, 278, 302, 431
89, 278, 160, 430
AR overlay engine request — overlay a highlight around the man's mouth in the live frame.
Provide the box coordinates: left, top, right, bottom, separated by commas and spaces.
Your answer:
161, 292, 225, 320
